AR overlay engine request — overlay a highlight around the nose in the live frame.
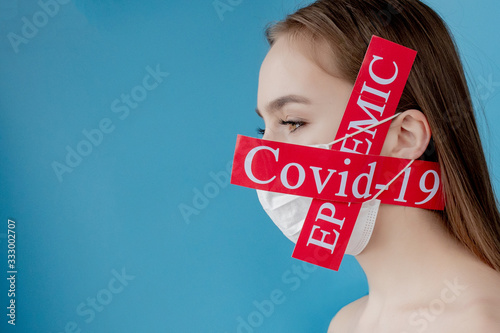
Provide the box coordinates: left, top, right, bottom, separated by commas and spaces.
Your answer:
262, 128, 288, 143
262, 129, 276, 142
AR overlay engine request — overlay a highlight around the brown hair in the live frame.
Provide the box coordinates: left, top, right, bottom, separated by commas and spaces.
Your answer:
266, 0, 500, 271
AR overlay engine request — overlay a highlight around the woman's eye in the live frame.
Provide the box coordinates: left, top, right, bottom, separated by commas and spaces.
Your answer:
279, 119, 305, 132
256, 127, 265, 136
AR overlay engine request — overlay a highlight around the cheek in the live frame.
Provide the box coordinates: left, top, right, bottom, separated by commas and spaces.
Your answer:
308, 88, 353, 144
308, 110, 345, 144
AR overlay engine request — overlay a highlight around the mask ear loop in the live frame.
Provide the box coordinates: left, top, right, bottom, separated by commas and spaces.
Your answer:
372, 159, 415, 200
327, 112, 402, 147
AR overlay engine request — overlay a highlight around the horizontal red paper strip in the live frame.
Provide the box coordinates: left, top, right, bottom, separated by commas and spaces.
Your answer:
231, 135, 444, 210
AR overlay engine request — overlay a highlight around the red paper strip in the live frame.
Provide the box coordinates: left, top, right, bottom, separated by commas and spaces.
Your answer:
331, 36, 417, 154
296, 200, 362, 271
293, 36, 418, 270
230, 135, 444, 210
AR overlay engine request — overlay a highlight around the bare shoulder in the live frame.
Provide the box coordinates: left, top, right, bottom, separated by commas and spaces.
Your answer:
444, 301, 500, 333
327, 295, 367, 333
464, 269, 500, 319
458, 294, 500, 329
442, 274, 500, 333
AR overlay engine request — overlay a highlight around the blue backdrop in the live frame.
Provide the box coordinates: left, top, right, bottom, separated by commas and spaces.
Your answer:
0, 0, 499, 332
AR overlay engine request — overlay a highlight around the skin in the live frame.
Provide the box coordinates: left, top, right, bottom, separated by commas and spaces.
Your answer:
257, 36, 500, 333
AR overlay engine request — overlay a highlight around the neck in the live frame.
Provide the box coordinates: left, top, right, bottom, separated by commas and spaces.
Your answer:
355, 205, 478, 308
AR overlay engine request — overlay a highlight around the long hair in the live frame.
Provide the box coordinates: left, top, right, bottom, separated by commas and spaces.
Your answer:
265, 0, 500, 271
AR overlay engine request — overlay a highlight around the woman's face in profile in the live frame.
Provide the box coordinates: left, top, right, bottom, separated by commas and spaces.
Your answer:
257, 37, 354, 146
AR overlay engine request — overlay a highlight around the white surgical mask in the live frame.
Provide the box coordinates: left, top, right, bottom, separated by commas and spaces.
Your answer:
257, 112, 410, 256
258, 189, 382, 255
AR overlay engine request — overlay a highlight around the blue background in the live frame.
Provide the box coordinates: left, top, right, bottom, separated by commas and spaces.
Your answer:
0, 0, 498, 332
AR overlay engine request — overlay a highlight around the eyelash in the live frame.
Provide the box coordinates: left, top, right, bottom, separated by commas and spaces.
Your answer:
279, 119, 305, 132
256, 119, 306, 136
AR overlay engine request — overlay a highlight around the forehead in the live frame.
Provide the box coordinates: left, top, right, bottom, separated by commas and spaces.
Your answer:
262, 35, 341, 75
257, 36, 344, 106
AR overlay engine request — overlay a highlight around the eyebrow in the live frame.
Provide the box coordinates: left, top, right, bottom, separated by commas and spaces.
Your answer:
255, 94, 312, 118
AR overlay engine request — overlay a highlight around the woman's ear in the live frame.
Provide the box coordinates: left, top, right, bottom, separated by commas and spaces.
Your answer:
381, 109, 432, 159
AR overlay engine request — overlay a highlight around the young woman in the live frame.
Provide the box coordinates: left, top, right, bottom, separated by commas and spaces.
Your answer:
255, 0, 500, 331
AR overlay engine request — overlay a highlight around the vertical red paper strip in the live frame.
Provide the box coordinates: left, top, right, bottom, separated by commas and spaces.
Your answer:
292, 36, 417, 270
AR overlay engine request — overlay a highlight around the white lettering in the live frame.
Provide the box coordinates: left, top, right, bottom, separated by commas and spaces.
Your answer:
315, 202, 346, 227
244, 146, 278, 184
394, 167, 411, 202
360, 81, 391, 102
352, 162, 377, 199
369, 55, 398, 85
280, 163, 305, 189
336, 171, 349, 197
415, 170, 439, 205
347, 118, 378, 139
340, 138, 372, 155
309, 167, 336, 194
307, 225, 339, 254
357, 95, 386, 119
